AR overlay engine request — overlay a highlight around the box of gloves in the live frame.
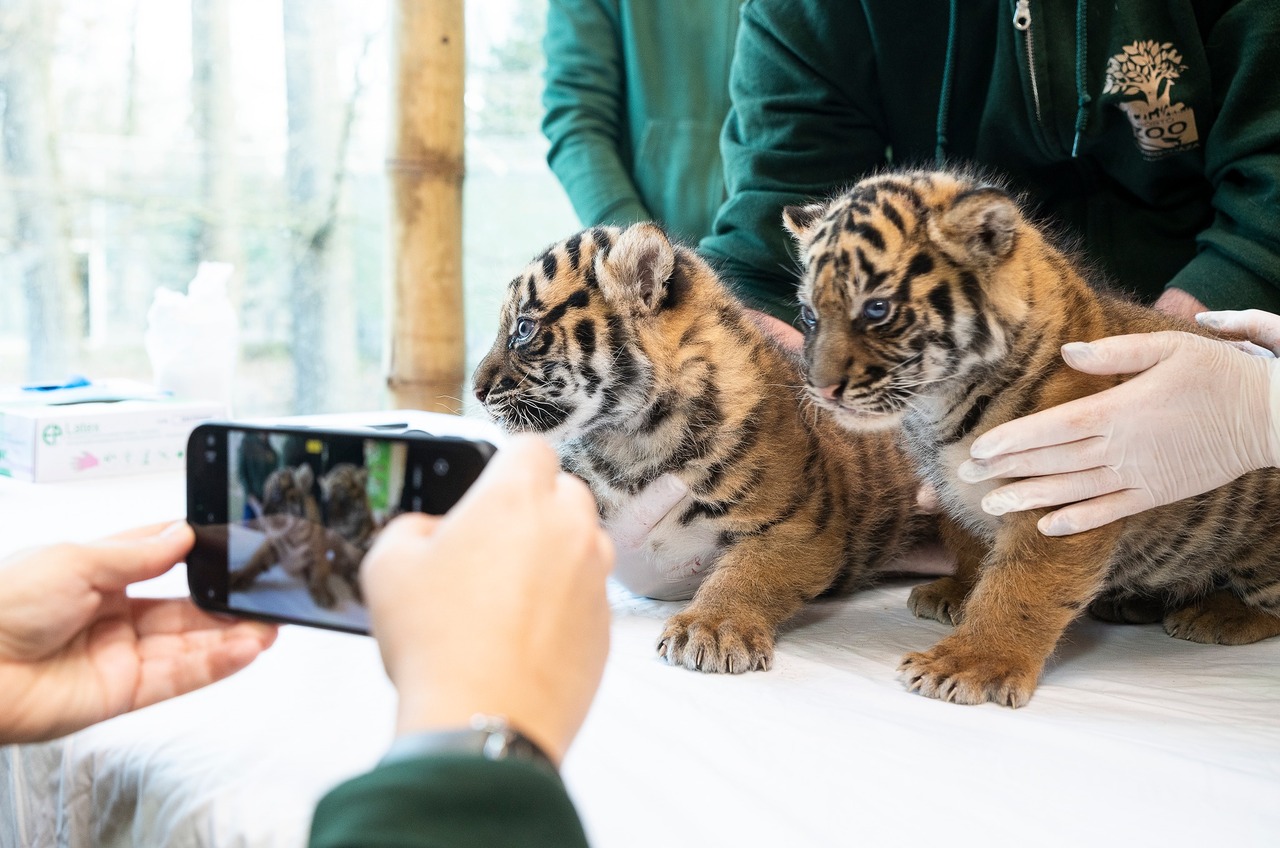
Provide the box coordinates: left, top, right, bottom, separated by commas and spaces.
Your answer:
0, 379, 224, 483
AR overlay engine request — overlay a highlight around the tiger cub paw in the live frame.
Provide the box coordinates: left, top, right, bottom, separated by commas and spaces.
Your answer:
657, 610, 774, 674
907, 577, 968, 625
898, 636, 1039, 708
1164, 591, 1280, 646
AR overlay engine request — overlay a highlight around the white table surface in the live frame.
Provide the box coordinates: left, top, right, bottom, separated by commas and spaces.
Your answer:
3, 465, 1280, 848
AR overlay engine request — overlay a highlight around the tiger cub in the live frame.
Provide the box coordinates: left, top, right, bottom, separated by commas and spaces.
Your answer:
473, 223, 927, 673
232, 464, 337, 608
319, 463, 376, 600
784, 168, 1280, 707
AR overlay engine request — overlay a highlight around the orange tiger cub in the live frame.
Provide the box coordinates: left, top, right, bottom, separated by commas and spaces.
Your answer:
473, 223, 928, 673
784, 168, 1280, 707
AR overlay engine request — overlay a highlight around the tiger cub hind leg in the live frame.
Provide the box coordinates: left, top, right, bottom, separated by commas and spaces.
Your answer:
1163, 589, 1280, 645
1087, 589, 1169, 624
907, 516, 983, 626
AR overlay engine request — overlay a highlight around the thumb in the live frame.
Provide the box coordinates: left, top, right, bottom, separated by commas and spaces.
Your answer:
82, 522, 195, 591
1059, 332, 1179, 377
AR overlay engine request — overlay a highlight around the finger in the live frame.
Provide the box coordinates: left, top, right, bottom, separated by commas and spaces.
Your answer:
80, 522, 195, 591
1036, 488, 1157, 536
1226, 339, 1277, 359
131, 597, 280, 643
969, 399, 1109, 459
490, 435, 560, 488
980, 466, 1127, 516
1197, 309, 1280, 354
1058, 332, 1182, 377
959, 436, 1109, 482
103, 520, 186, 542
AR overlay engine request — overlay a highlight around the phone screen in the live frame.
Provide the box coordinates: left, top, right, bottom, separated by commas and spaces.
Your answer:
187, 424, 492, 634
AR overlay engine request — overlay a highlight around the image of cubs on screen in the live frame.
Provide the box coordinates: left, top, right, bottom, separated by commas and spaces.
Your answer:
225, 430, 405, 632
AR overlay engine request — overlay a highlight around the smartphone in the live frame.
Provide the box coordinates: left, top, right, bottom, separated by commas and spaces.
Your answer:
186, 421, 495, 634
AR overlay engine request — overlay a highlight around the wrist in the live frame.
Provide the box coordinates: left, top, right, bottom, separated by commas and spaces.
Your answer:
395, 685, 569, 766
382, 714, 557, 773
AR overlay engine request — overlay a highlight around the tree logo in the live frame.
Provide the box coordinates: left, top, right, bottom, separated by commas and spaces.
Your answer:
1104, 41, 1199, 159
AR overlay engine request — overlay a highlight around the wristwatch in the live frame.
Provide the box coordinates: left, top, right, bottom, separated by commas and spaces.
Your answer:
379, 714, 556, 772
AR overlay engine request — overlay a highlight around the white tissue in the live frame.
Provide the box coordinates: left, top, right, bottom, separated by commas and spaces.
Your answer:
145, 262, 238, 409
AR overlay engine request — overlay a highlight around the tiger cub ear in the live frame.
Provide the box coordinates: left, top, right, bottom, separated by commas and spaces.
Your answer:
933, 187, 1020, 266
296, 464, 314, 491
596, 222, 675, 314
781, 202, 829, 261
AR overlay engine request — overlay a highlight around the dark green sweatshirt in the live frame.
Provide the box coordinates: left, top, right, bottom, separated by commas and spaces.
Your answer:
542, 0, 742, 244
700, 0, 1280, 324
308, 755, 589, 848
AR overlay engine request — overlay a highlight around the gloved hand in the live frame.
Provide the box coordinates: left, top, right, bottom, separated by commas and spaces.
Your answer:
607, 474, 715, 601
957, 310, 1280, 536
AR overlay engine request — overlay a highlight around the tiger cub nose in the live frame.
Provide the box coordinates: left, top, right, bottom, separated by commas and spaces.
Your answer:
815, 384, 841, 402
474, 383, 490, 403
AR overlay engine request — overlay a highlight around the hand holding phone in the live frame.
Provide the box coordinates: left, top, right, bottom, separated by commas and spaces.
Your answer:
362, 436, 615, 765
187, 422, 494, 634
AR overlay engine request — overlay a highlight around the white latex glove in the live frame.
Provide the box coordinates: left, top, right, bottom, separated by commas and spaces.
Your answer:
607, 474, 715, 601
957, 310, 1280, 536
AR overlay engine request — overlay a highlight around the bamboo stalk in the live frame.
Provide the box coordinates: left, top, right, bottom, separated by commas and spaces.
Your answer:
387, 0, 465, 414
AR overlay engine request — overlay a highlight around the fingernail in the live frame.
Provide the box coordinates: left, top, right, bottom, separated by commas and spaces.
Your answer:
968, 437, 1001, 460
1061, 341, 1095, 364
981, 490, 1020, 516
162, 520, 190, 537
1195, 313, 1222, 329
957, 459, 991, 483
1038, 514, 1072, 536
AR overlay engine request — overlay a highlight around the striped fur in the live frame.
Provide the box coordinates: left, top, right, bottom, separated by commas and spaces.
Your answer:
232, 464, 338, 608
474, 223, 929, 673
787, 169, 1280, 706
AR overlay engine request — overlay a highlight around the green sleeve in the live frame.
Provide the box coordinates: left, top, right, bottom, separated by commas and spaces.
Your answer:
308, 754, 590, 848
542, 0, 652, 228
1165, 0, 1280, 313
698, 0, 888, 324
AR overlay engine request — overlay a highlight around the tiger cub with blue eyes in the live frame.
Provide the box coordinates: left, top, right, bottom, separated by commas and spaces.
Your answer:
473, 223, 929, 673
785, 168, 1280, 707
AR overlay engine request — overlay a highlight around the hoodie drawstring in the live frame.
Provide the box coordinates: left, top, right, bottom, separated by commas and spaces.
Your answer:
1071, 0, 1091, 157
934, 0, 960, 164
938, 0, 1092, 162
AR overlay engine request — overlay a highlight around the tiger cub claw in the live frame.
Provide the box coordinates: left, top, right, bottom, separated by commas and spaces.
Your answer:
907, 577, 968, 626
898, 639, 1038, 708
657, 610, 774, 674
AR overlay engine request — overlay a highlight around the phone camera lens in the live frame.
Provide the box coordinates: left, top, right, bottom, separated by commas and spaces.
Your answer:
433, 458, 450, 477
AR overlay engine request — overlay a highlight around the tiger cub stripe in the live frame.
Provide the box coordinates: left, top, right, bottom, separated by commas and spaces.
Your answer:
474, 223, 929, 674
787, 168, 1280, 707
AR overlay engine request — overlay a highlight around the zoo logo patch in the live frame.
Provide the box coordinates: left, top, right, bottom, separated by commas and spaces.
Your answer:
1103, 40, 1199, 160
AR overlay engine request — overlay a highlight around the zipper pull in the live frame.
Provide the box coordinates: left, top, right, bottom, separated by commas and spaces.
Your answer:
1013, 0, 1031, 30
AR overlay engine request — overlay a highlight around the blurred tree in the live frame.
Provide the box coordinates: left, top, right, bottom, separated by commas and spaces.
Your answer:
282, 0, 363, 413
0, 0, 79, 382
191, 0, 244, 301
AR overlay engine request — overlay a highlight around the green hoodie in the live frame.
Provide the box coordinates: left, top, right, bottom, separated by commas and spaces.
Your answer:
542, 0, 741, 245
700, 0, 1280, 324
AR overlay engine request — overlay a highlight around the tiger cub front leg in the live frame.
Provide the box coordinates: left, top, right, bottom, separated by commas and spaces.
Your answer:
899, 514, 1120, 707
657, 537, 825, 674
907, 515, 984, 626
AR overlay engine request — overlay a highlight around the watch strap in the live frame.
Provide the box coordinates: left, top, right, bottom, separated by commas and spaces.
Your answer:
380, 714, 556, 773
